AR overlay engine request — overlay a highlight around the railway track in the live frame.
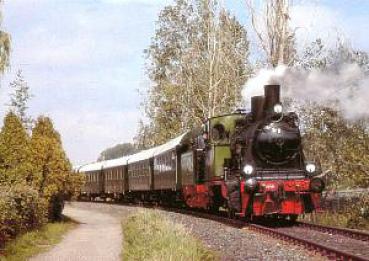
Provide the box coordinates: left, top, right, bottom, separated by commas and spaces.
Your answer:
164, 209, 369, 260
77, 200, 369, 260
247, 223, 369, 261
296, 221, 369, 241
160, 207, 369, 260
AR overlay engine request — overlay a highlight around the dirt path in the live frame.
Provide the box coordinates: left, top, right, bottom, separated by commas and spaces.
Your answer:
30, 204, 122, 261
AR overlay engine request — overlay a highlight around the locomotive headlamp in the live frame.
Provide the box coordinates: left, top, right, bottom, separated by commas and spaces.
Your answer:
244, 178, 258, 192
273, 103, 283, 114
305, 163, 316, 173
243, 164, 254, 175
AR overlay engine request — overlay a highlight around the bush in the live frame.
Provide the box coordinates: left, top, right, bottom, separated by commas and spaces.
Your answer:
0, 184, 47, 247
346, 195, 369, 229
48, 193, 65, 222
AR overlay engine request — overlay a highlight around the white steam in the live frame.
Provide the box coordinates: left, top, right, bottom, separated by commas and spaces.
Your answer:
242, 64, 369, 120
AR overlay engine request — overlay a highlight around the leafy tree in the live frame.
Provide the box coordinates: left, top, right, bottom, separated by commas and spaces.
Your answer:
143, 0, 250, 146
98, 142, 137, 161
297, 39, 369, 73
0, 112, 31, 185
300, 103, 369, 189
30, 116, 74, 220
0, 5, 10, 75
8, 69, 33, 130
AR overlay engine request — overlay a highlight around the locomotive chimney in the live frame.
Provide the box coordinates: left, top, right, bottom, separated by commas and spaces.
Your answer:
264, 84, 280, 112
251, 96, 265, 121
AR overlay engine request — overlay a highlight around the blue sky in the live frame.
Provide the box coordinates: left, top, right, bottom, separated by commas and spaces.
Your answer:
0, 0, 368, 165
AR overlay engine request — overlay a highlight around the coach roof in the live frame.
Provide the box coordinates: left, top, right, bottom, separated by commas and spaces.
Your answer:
103, 156, 129, 169
153, 132, 189, 157
77, 132, 190, 171
79, 161, 105, 172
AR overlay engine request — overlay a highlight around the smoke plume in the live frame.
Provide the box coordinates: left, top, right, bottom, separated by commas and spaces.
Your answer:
242, 64, 369, 120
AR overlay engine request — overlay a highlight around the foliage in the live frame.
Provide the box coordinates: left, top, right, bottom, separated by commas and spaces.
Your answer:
140, 0, 250, 147
300, 104, 369, 189
297, 39, 369, 72
0, 184, 47, 247
97, 142, 138, 161
1, 216, 76, 261
122, 210, 217, 261
300, 194, 369, 230
0, 112, 32, 185
346, 195, 369, 229
0, 19, 11, 74
29, 116, 78, 221
8, 69, 33, 130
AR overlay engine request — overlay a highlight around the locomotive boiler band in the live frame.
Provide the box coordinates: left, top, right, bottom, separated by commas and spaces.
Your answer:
76, 84, 325, 219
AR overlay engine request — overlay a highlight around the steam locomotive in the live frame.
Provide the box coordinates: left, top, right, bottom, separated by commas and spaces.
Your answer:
76, 84, 324, 220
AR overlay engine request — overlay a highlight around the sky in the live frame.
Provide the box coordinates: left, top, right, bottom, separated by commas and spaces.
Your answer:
0, 0, 368, 166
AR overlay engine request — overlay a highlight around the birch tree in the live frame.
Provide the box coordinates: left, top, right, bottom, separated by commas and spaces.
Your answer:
246, 0, 296, 67
144, 0, 250, 145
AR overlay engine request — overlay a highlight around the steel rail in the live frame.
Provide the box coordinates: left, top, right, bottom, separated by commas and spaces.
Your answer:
296, 221, 369, 242
247, 223, 368, 261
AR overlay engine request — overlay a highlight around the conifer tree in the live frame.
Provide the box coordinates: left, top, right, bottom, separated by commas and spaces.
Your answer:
9, 69, 33, 130
0, 112, 31, 185
30, 116, 72, 220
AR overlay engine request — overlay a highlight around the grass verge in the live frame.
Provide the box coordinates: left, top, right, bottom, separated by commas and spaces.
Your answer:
0, 216, 77, 261
122, 210, 218, 261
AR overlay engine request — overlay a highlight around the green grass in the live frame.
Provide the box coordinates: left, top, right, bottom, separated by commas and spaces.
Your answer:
122, 210, 218, 261
0, 216, 77, 261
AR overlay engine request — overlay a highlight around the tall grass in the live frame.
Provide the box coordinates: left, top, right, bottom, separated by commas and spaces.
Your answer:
122, 210, 218, 261
0, 216, 76, 261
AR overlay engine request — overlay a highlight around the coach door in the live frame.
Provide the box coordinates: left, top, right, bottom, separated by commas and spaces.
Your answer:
194, 135, 207, 184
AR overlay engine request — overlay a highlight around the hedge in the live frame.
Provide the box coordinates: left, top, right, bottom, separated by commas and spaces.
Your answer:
0, 184, 47, 247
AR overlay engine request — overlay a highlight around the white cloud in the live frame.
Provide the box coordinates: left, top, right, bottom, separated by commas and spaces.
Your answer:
49, 109, 141, 165
290, 2, 369, 53
0, 0, 168, 165
101, 0, 170, 4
